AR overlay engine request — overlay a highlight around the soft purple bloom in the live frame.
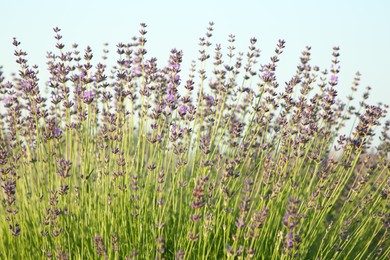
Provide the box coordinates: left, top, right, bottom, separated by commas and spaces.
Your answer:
167, 83, 174, 91
170, 125, 184, 141
173, 74, 180, 83
83, 91, 94, 99
21, 81, 33, 93
205, 95, 216, 106
283, 213, 290, 224
2, 97, 13, 107
53, 128, 62, 137
166, 93, 175, 100
178, 105, 188, 117
262, 71, 275, 82
132, 66, 142, 76
172, 63, 180, 71
285, 233, 294, 249
82, 91, 95, 104
330, 75, 338, 82
80, 71, 86, 80
75, 85, 82, 94
179, 104, 188, 113
165, 93, 176, 104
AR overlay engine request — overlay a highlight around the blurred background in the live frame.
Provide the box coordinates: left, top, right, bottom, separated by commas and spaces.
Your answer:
1, 0, 389, 109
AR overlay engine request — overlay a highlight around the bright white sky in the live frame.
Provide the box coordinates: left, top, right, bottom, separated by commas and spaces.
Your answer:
1, 0, 389, 109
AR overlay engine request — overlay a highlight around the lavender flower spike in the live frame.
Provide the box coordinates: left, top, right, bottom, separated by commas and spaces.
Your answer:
83, 90, 95, 104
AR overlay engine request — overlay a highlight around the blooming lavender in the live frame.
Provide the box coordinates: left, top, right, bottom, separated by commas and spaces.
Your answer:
0, 23, 389, 259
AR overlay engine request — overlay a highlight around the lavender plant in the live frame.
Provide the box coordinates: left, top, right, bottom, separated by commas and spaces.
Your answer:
0, 22, 389, 259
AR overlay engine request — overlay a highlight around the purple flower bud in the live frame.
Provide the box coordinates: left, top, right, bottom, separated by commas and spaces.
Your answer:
165, 93, 176, 104
2, 97, 13, 107
173, 74, 181, 83
80, 71, 86, 80
285, 233, 294, 249
178, 105, 188, 117
205, 95, 216, 106
83, 91, 95, 104
83, 91, 94, 99
21, 81, 33, 93
167, 83, 174, 91
262, 71, 275, 82
330, 75, 338, 85
53, 128, 62, 137
283, 213, 290, 223
132, 66, 142, 76
173, 63, 180, 71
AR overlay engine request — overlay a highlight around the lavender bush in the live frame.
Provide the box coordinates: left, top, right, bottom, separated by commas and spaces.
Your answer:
0, 22, 389, 259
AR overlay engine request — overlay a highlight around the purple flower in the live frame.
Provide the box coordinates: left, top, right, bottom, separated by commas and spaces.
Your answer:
285, 233, 294, 249
2, 97, 13, 107
330, 75, 338, 85
170, 125, 184, 142
53, 128, 62, 137
167, 83, 174, 91
173, 63, 180, 71
21, 81, 33, 93
80, 71, 86, 81
205, 95, 216, 106
262, 71, 275, 82
165, 93, 176, 104
173, 74, 181, 84
83, 91, 94, 99
132, 66, 142, 76
282, 214, 290, 224
82, 91, 95, 104
178, 105, 188, 117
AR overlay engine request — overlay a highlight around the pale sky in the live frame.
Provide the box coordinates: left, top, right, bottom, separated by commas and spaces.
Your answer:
1, 0, 389, 109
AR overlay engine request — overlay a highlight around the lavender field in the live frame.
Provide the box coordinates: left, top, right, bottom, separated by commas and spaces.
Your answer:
0, 23, 389, 259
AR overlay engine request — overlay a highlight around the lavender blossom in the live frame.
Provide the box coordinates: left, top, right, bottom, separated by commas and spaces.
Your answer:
82, 90, 95, 104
